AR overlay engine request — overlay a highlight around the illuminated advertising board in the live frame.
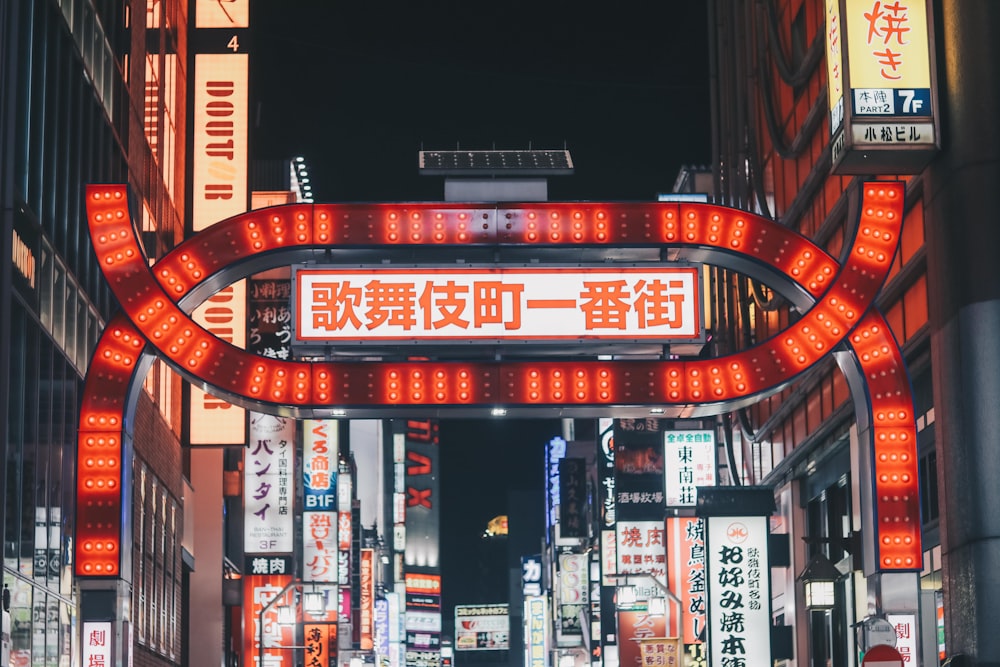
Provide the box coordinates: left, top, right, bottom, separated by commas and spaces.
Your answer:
303, 420, 338, 581
455, 605, 510, 651
189, 284, 246, 444
82, 623, 112, 667
189, 0, 249, 445
616, 521, 666, 580
525, 596, 549, 667
666, 518, 706, 645
614, 420, 666, 520
361, 548, 375, 650
618, 610, 666, 667
292, 266, 702, 345
244, 415, 295, 553
404, 420, 440, 569
827, 0, 938, 173
663, 430, 716, 508
705, 516, 771, 667
192, 52, 248, 231
241, 567, 294, 667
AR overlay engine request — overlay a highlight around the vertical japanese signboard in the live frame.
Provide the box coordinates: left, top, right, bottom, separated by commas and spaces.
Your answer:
559, 458, 588, 538
244, 415, 295, 553
704, 516, 771, 667
557, 554, 588, 639
361, 548, 375, 650
666, 518, 707, 646
826, 0, 938, 173
303, 419, 338, 582
614, 420, 665, 520
617, 611, 666, 667
242, 556, 295, 667
663, 430, 716, 508
83, 623, 112, 667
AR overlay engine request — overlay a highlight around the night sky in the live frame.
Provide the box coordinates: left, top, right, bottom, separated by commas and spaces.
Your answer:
251, 1, 711, 202
250, 0, 711, 620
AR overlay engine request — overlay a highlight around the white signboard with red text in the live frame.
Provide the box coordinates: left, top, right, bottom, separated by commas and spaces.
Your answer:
293, 266, 702, 345
83, 622, 112, 667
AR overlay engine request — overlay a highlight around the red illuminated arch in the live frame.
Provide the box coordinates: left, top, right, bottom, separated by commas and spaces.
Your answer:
76, 183, 919, 576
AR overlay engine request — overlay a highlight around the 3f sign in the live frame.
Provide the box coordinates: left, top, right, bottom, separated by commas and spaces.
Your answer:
900, 90, 923, 114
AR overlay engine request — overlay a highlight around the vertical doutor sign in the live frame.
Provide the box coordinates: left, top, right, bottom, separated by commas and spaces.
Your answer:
189, 0, 250, 444
77, 183, 920, 577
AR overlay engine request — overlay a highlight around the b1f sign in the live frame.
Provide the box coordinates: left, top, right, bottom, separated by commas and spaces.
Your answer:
293, 265, 702, 345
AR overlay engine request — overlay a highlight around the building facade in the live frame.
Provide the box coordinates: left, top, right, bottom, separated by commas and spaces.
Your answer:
707, 0, 1000, 664
0, 1, 189, 667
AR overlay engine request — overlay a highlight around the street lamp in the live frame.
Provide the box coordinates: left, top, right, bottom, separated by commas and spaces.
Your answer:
798, 552, 843, 610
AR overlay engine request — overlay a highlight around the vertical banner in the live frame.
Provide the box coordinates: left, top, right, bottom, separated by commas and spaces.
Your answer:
241, 556, 294, 667
246, 276, 295, 552
663, 430, 716, 508
190, 0, 249, 443
305, 624, 336, 667
525, 596, 550, 667
558, 458, 588, 538
705, 516, 771, 667
376, 597, 391, 658
82, 623, 113, 667
615, 521, 666, 580
191, 53, 249, 231
557, 554, 588, 638
189, 283, 246, 444
361, 548, 375, 650
614, 420, 665, 520
546, 437, 567, 533
245, 415, 295, 553
666, 518, 706, 645
404, 420, 440, 569
303, 419, 339, 582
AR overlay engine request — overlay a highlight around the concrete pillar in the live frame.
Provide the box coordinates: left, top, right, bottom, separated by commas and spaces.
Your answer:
925, 2, 1000, 665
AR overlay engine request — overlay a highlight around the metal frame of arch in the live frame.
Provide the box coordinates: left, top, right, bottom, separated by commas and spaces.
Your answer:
76, 182, 920, 578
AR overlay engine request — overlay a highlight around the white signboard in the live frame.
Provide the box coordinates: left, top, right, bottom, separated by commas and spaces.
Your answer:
664, 430, 716, 507
82, 622, 113, 667
244, 414, 295, 553
706, 516, 771, 667
616, 520, 667, 580
455, 605, 510, 651
886, 613, 918, 664
293, 266, 702, 343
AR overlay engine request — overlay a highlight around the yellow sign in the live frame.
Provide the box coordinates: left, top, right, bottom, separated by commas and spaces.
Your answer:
846, 0, 930, 89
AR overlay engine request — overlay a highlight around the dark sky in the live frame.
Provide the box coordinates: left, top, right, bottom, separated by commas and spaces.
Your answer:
249, 0, 711, 614
251, 1, 712, 202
